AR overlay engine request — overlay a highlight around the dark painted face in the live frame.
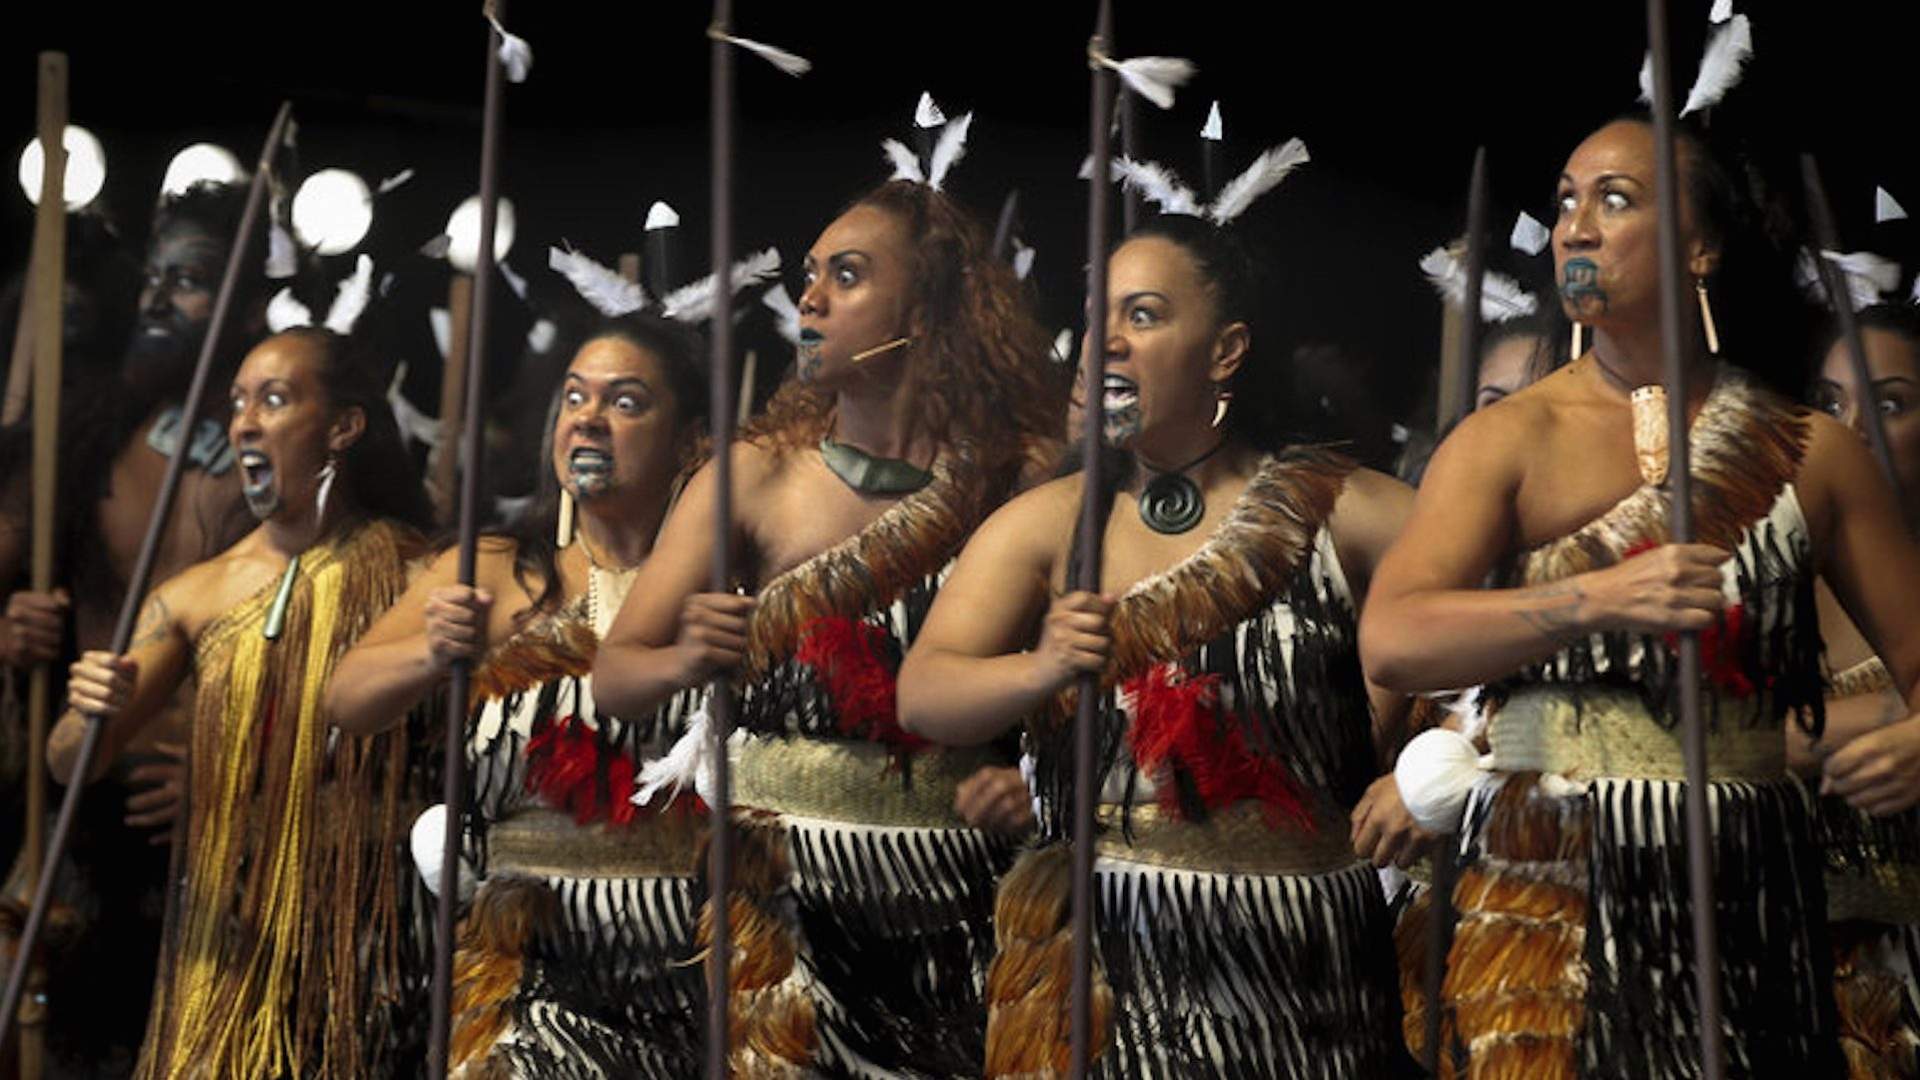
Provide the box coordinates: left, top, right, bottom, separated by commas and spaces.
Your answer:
129, 222, 226, 369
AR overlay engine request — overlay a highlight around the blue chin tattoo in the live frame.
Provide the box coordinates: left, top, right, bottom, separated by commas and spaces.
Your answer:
238, 450, 281, 519
1560, 257, 1610, 316
797, 329, 825, 384
568, 448, 614, 500
1100, 374, 1142, 448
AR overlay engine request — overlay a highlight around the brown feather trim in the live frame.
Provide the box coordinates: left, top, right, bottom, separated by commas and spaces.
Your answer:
1098, 448, 1353, 690
469, 601, 597, 705
747, 452, 1005, 676
983, 845, 1114, 1078
693, 815, 817, 1074
1442, 773, 1589, 1079
449, 875, 560, 1075
1512, 369, 1810, 586
1396, 889, 1459, 1079
1831, 923, 1920, 1079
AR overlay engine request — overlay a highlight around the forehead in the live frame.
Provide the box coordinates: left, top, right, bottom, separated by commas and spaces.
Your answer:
1824, 327, 1920, 381
1562, 121, 1655, 183
147, 223, 224, 265
808, 203, 908, 260
1110, 235, 1207, 297
570, 335, 667, 383
235, 334, 327, 387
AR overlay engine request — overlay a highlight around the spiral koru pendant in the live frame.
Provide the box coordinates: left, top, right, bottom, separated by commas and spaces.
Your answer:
1138, 472, 1205, 534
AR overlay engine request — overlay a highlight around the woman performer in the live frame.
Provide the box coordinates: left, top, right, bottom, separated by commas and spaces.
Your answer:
52, 325, 436, 1079
592, 176, 1064, 1076
326, 311, 710, 1077
1360, 116, 1920, 1076
1801, 303, 1920, 1075
898, 212, 1420, 1077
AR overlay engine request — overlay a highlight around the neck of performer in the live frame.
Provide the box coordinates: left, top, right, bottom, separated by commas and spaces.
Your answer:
832, 364, 937, 468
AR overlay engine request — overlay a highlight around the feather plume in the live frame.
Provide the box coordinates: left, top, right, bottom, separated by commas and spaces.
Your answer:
386, 361, 441, 450
1012, 239, 1036, 282
266, 287, 313, 333
266, 223, 298, 280
632, 704, 733, 808
429, 307, 451, 359
1420, 246, 1539, 322
1710, 0, 1734, 23
376, 168, 414, 195
762, 284, 802, 345
718, 34, 811, 77
526, 318, 556, 354
645, 200, 680, 230
419, 233, 452, 260
487, 15, 533, 83
660, 246, 782, 324
1076, 154, 1094, 181
1101, 55, 1197, 110
1200, 100, 1223, 141
882, 138, 925, 184
1051, 328, 1073, 365
496, 260, 528, 301
1876, 186, 1908, 224
323, 254, 375, 334
547, 245, 647, 317
1826, 250, 1901, 309
915, 91, 946, 128
1511, 211, 1552, 256
1636, 52, 1654, 106
1206, 137, 1309, 225
1681, 14, 1753, 116
927, 112, 973, 190
1112, 157, 1201, 217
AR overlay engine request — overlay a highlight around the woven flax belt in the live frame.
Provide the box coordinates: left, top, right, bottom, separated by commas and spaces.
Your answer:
488, 806, 701, 879
1095, 801, 1360, 877
1489, 685, 1785, 781
734, 735, 999, 828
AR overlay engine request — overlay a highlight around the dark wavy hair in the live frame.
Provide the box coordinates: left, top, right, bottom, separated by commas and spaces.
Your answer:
742, 180, 1065, 476
270, 326, 434, 536
487, 310, 709, 616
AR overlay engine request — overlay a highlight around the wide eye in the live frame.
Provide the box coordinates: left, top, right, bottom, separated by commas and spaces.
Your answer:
1603, 191, 1630, 211
565, 388, 587, 408
264, 391, 287, 409
1127, 305, 1158, 329
1810, 387, 1843, 417
835, 265, 858, 287
230, 395, 247, 414
1879, 393, 1905, 417
801, 266, 817, 286
614, 392, 643, 415
1556, 193, 1576, 215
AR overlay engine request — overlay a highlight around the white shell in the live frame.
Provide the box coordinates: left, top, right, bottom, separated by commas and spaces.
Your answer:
1393, 728, 1487, 834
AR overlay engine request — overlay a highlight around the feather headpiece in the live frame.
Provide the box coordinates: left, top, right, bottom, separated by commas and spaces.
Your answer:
1101, 138, 1310, 226
880, 94, 975, 191
548, 243, 782, 325
1637, 13, 1753, 117
1419, 246, 1538, 323
266, 254, 377, 335
1796, 248, 1902, 312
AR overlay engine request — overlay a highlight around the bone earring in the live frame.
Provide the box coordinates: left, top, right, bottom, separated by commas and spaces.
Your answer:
1696, 279, 1720, 355
556, 487, 576, 548
1211, 387, 1233, 429
314, 457, 337, 525
1570, 322, 1585, 360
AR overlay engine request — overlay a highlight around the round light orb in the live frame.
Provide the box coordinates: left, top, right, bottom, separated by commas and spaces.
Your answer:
290, 168, 374, 256
160, 143, 244, 197
444, 195, 516, 274
17, 125, 107, 209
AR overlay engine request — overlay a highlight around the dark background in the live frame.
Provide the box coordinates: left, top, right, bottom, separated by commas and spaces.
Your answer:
6, 0, 1918, 468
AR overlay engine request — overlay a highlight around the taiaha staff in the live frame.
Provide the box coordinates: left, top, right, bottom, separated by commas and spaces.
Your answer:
15, 51, 68, 1080
1071, 2, 1117, 1075
705, 1, 739, 1075
1118, 83, 1139, 235
427, 6, 510, 1078
0, 99, 294, 1056
1802, 155, 1909, 514
1646, 0, 1726, 1074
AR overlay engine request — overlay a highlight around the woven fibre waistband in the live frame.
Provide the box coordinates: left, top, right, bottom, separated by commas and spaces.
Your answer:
1095, 801, 1361, 877
734, 735, 999, 828
1489, 685, 1785, 781
488, 806, 700, 879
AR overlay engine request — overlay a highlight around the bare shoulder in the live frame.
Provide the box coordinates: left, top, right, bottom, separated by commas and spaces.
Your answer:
1794, 407, 1883, 543
964, 471, 1082, 571
1329, 467, 1415, 555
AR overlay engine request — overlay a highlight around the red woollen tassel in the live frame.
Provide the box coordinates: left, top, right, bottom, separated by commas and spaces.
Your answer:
795, 615, 928, 753
525, 715, 639, 826
1123, 664, 1314, 830
1620, 540, 1756, 698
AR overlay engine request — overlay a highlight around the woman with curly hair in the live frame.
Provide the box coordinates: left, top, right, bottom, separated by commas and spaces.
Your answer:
594, 177, 1065, 1077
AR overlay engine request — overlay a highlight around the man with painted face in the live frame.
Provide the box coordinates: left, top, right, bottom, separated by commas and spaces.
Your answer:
51, 327, 435, 1079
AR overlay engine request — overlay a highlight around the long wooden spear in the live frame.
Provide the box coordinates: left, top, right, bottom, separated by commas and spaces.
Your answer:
427, 6, 509, 1076
1071, 3, 1117, 1075
0, 99, 294, 1056
705, 2, 739, 1076
1802, 156, 1908, 513
1646, 0, 1725, 1073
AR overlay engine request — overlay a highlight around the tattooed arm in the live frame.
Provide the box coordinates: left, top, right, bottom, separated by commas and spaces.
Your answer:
1360, 403, 1726, 694
48, 572, 197, 784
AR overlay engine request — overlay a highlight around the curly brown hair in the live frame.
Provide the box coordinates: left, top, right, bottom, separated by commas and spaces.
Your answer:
742, 180, 1065, 476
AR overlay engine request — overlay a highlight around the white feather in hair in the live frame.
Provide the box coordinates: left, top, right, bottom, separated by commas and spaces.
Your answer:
1100, 55, 1197, 110
1876, 186, 1908, 224
429, 307, 450, 359
1207, 138, 1309, 225
323, 254, 375, 334
1709, 0, 1733, 23
1510, 211, 1551, 256
882, 139, 925, 184
915, 92, 946, 129
1201, 100, 1223, 141
487, 16, 533, 83
548, 246, 648, 317
266, 288, 312, 334
716, 34, 811, 77
1112, 157, 1201, 217
762, 283, 803, 345
1681, 14, 1752, 116
1420, 246, 1538, 323
645, 201, 680, 231
927, 112, 973, 191
660, 247, 782, 324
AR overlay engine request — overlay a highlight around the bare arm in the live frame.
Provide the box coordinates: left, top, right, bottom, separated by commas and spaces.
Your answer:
327, 541, 531, 735
899, 481, 1109, 747
592, 450, 756, 717
1360, 408, 1727, 693
50, 582, 194, 783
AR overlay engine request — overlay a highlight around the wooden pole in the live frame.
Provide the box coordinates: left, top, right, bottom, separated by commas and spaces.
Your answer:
428, 5, 508, 1075
617, 252, 642, 287
705, 3, 738, 1077
1647, 0, 1725, 1073
1071, 4, 1116, 1076
430, 273, 475, 524
0, 99, 294, 1058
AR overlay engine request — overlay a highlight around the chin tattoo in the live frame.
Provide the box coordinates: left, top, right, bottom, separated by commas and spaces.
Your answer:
1560, 257, 1610, 316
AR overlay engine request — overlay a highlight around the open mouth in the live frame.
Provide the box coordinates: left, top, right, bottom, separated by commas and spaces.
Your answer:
568, 446, 613, 496
238, 449, 280, 517
799, 328, 824, 345
1101, 373, 1139, 414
